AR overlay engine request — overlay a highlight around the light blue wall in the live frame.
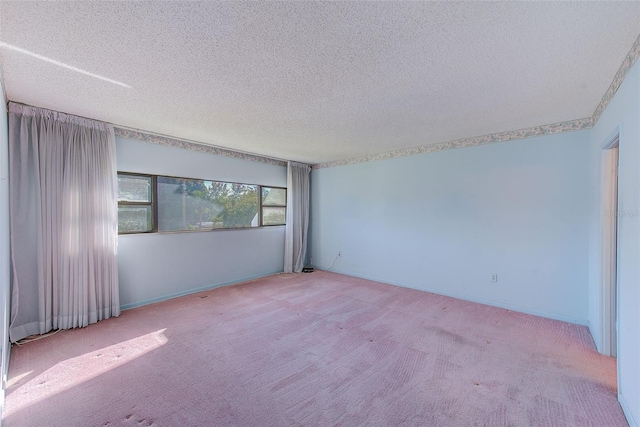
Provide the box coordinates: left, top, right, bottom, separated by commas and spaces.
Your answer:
116, 138, 287, 308
588, 58, 640, 426
310, 130, 591, 324
0, 69, 9, 418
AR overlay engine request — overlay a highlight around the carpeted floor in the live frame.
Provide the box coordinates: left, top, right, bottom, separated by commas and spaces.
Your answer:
3, 271, 626, 426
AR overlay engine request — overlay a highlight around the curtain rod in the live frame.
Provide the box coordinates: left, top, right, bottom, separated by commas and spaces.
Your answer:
8, 101, 303, 168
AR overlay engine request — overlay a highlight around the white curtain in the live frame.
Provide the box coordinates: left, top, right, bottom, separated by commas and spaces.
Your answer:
284, 161, 311, 273
8, 103, 119, 342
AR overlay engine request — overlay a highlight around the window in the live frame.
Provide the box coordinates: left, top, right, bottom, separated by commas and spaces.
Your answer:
261, 187, 287, 226
118, 174, 154, 233
157, 177, 259, 232
117, 173, 285, 234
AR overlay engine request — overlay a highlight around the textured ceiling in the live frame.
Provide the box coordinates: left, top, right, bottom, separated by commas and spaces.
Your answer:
1, 2, 639, 165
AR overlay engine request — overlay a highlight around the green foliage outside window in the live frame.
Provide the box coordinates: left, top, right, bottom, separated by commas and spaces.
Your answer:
158, 177, 259, 231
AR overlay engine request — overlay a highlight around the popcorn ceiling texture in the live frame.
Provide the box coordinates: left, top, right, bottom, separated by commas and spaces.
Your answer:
315, 31, 640, 169
0, 2, 639, 166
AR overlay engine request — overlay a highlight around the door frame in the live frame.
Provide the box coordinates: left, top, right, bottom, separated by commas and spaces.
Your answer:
599, 129, 620, 357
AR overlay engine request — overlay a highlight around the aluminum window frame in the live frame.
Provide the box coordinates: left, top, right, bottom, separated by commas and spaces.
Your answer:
260, 186, 287, 227
117, 171, 286, 235
117, 172, 157, 234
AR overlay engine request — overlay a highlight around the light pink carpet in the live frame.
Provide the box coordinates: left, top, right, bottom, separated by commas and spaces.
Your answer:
3, 271, 626, 426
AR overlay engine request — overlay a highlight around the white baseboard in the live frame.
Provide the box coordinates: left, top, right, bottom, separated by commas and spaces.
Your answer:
322, 269, 589, 326
619, 393, 638, 427
120, 271, 282, 310
585, 320, 602, 353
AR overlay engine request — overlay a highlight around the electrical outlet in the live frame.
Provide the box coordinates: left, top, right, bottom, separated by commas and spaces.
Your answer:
491, 274, 498, 282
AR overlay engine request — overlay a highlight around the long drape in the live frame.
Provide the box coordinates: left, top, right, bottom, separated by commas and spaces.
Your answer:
8, 103, 119, 342
284, 161, 311, 273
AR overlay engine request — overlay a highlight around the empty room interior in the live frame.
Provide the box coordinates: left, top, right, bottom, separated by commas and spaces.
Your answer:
0, 2, 639, 426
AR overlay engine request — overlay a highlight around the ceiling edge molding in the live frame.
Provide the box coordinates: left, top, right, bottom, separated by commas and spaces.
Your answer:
0, 62, 7, 106
313, 117, 593, 169
114, 127, 287, 167
592, 32, 640, 124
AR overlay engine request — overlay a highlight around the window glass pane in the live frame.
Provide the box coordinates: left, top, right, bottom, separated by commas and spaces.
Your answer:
118, 175, 151, 202
212, 183, 259, 229
158, 177, 259, 231
262, 207, 286, 225
262, 187, 286, 206
118, 206, 152, 232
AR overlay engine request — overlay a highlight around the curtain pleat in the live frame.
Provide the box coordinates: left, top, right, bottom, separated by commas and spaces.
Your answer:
8, 103, 119, 342
284, 161, 311, 273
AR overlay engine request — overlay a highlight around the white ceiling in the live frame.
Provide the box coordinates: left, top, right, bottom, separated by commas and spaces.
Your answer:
1, 2, 639, 165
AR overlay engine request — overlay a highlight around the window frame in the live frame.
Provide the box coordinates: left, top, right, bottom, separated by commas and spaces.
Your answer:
117, 171, 286, 235
260, 186, 287, 227
117, 172, 157, 234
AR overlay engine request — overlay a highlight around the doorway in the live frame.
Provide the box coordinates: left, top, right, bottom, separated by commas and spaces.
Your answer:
600, 135, 619, 357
